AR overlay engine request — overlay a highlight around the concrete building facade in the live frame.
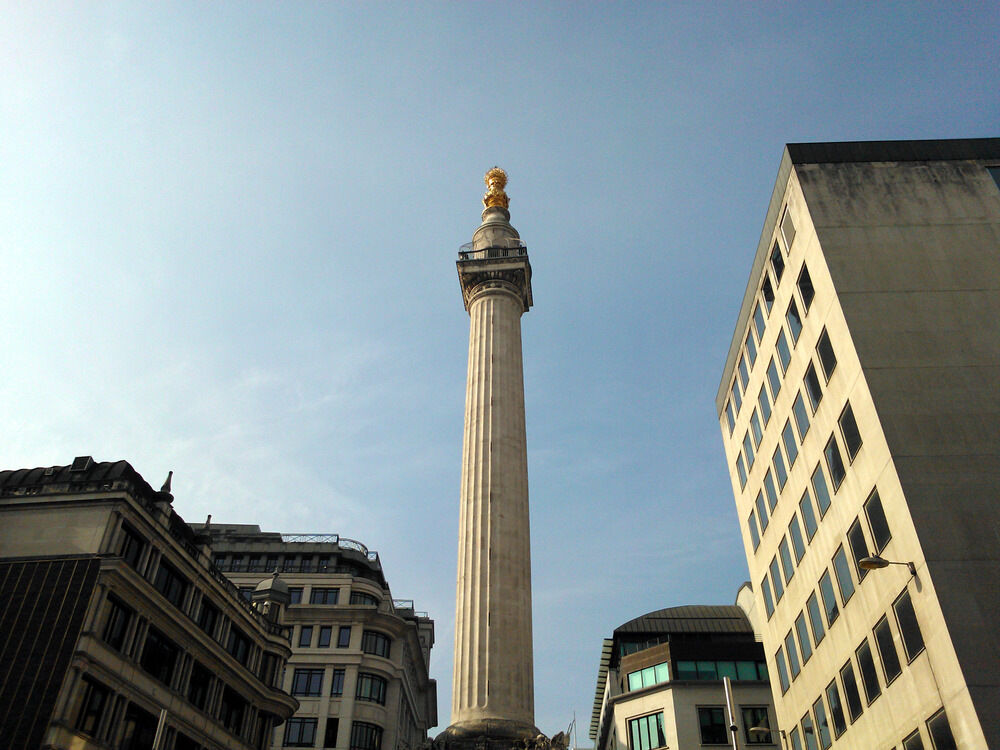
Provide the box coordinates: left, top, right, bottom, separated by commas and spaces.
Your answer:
717, 139, 1000, 749
198, 524, 436, 750
589, 606, 777, 750
0, 457, 298, 750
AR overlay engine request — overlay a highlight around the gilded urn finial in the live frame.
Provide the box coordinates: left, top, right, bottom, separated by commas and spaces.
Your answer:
483, 167, 510, 210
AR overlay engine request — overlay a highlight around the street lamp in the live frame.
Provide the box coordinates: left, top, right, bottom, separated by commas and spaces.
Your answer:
858, 555, 915, 575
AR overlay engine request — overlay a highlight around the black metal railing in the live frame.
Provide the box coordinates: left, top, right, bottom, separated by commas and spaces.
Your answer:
458, 239, 528, 261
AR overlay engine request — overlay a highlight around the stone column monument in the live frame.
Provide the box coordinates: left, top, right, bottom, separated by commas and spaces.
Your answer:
437, 169, 549, 750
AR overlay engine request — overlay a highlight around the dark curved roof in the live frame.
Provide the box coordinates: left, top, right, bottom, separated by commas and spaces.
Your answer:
0, 458, 159, 501
614, 605, 752, 636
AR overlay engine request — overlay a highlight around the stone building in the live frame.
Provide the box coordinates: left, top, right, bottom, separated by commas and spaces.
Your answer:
0, 457, 298, 750
196, 524, 436, 750
717, 139, 1000, 748
589, 605, 777, 750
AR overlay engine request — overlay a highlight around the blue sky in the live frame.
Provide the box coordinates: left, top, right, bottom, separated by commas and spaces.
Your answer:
1, 1, 997, 741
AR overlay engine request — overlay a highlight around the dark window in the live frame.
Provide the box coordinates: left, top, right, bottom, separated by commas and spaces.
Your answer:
140, 626, 179, 686
770, 241, 785, 282
847, 518, 871, 581
743, 432, 755, 468
761, 575, 775, 618
797, 265, 814, 311
824, 436, 846, 490
779, 537, 795, 584
227, 625, 252, 666
324, 719, 340, 748
775, 648, 789, 693
927, 709, 958, 750
988, 165, 1000, 191
806, 591, 825, 645
773, 446, 788, 489
750, 410, 763, 448
756, 492, 769, 532
292, 668, 324, 697
839, 660, 863, 722
746, 330, 757, 367
103, 595, 133, 652
800, 713, 818, 750
361, 631, 390, 658
763, 471, 778, 511
758, 385, 771, 424
239, 587, 254, 602
832, 546, 856, 604
766, 359, 782, 400
786, 299, 803, 343
804, 362, 823, 411
739, 354, 750, 391
792, 392, 810, 441
903, 730, 925, 750
812, 464, 832, 516
784, 630, 800, 678
153, 559, 188, 609
260, 652, 280, 687
76, 676, 110, 737
795, 611, 812, 664
248, 555, 264, 572
197, 600, 220, 638
819, 570, 839, 626
118, 524, 146, 571
331, 668, 345, 696
299, 625, 314, 648
338, 626, 351, 648
864, 489, 892, 552
310, 588, 339, 605
289, 587, 303, 604
855, 638, 882, 704
285, 717, 318, 747
350, 721, 383, 750
762, 273, 775, 312
781, 208, 796, 248
816, 329, 837, 380
873, 616, 902, 684
825, 680, 847, 737
769, 558, 784, 602
318, 626, 332, 648
813, 696, 832, 749
175, 733, 202, 750
788, 515, 806, 562
782, 420, 799, 466
789, 727, 803, 750
230, 555, 245, 572
736, 454, 747, 489
799, 490, 818, 540
220, 686, 248, 734
726, 400, 735, 434
121, 703, 158, 750
748, 511, 760, 550
742, 706, 771, 744
753, 302, 766, 340
732, 379, 743, 412
356, 672, 388, 704
776, 329, 792, 372
188, 661, 213, 710
697, 707, 727, 745
894, 589, 925, 661
839, 403, 862, 460
318, 555, 331, 572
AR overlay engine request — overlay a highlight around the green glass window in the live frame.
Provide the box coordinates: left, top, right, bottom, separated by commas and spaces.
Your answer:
628, 713, 666, 750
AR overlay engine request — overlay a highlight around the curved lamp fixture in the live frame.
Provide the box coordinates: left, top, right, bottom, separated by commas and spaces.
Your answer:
859, 555, 915, 575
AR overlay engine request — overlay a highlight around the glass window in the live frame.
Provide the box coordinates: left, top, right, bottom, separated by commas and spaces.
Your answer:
801, 713, 819, 750
856, 638, 882, 704
839, 403, 863, 460
630, 712, 667, 750
292, 668, 324, 697
865, 489, 892, 552
784, 630, 801, 678
361, 631, 391, 658
102, 595, 133, 652
188, 661, 213, 710
763, 471, 779, 511
697, 661, 718, 680
289, 587, 303, 605
770, 241, 785, 282
750, 410, 763, 448
797, 265, 815, 311
356, 673, 388, 705
795, 611, 813, 665
743, 432, 755, 468
140, 626, 179, 686
826, 680, 847, 738
153, 559, 188, 609
696, 708, 726, 746
726, 399, 736, 434
746, 330, 757, 367
350, 591, 379, 606
758, 384, 772, 424
226, 625, 251, 666
299, 625, 314, 648
739, 354, 750, 391
782, 420, 799, 466
736, 453, 747, 489
766, 359, 782, 400
755, 492, 769, 532
813, 696, 832, 749
338, 626, 352, 648
786, 299, 803, 343
748, 510, 761, 550
119, 523, 146, 572
812, 464, 832, 516
847, 517, 871, 581
318, 626, 332, 648
927, 709, 958, 750
76, 676, 110, 737
310, 588, 339, 605
873, 616, 902, 684
762, 273, 775, 312
331, 668, 345, 696
799, 490, 819, 540
792, 392, 810, 440
770, 557, 784, 602
894, 589, 925, 661
325, 719, 340, 748
350, 722, 383, 750
839, 660, 863, 722
781, 208, 796, 248
788, 514, 806, 562
824, 436, 846, 490
832, 546, 856, 604
806, 591, 825, 645
675, 660, 698, 680
742, 706, 772, 745
779, 537, 795, 584
761, 575, 775, 619
789, 727, 803, 750
732, 379, 743, 412
819, 570, 839, 626
775, 648, 790, 693
285, 718, 318, 747
776, 329, 792, 372
197, 600, 219, 637
817, 329, 837, 380
804, 362, 823, 411
753, 302, 766, 340
773, 446, 788, 489
903, 730, 925, 750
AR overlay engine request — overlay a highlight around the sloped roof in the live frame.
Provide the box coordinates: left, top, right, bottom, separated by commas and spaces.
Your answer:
614, 604, 752, 636
0, 458, 158, 500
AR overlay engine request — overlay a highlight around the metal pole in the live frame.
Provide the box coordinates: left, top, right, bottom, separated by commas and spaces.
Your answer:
723, 676, 739, 750
152, 708, 168, 750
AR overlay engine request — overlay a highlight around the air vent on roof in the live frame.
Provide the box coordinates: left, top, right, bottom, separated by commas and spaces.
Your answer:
70, 456, 93, 472
43, 466, 57, 476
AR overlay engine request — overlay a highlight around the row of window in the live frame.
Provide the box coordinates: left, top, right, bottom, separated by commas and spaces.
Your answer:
284, 718, 381, 750
295, 625, 391, 656
236, 586, 380, 607
626, 659, 768, 691
215, 553, 370, 577
627, 705, 772, 749
290, 667, 388, 704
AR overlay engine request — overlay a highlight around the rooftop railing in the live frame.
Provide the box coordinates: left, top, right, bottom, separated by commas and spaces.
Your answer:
458, 239, 528, 261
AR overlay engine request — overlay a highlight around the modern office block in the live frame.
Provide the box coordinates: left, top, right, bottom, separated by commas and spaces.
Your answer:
198, 524, 436, 750
717, 139, 1000, 749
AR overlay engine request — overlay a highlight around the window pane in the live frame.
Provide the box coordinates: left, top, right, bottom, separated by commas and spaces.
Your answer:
824, 436, 846, 490
627, 671, 643, 691
799, 490, 818, 540
894, 589, 925, 661
806, 592, 826, 645
770, 241, 785, 282
782, 420, 799, 466
864, 490, 892, 552
763, 471, 779, 511
801, 713, 819, 750
779, 537, 795, 584
817, 330, 837, 380
798, 265, 815, 311
654, 662, 670, 683
746, 331, 757, 367
819, 570, 839, 626
739, 354, 750, 390
784, 631, 800, 678
804, 362, 823, 411
762, 273, 775, 312
753, 302, 766, 340
903, 730, 926, 750
839, 660, 863, 722
758, 385, 772, 424
299, 626, 313, 648
756, 492, 769, 532
697, 660, 718, 679
813, 696, 832, 749
795, 612, 813, 664
676, 661, 697, 680
856, 638, 882, 704
832, 546, 856, 603
781, 209, 796, 248
825, 680, 847, 737
776, 329, 792, 372
792, 392, 810, 440
873, 617, 902, 684
788, 515, 806, 561
726, 399, 736, 434
732, 380, 742, 411
847, 518, 870, 581
762, 576, 775, 618
742, 706, 771, 745
744, 432, 755, 468
767, 359, 782, 400
839, 403, 862, 460
786, 299, 803, 343
737, 661, 758, 680
927, 709, 958, 750
775, 648, 789, 693
736, 454, 747, 489
789, 727, 803, 750
770, 558, 784, 601
750, 410, 763, 447
698, 708, 726, 745
748, 511, 761, 550
812, 465, 832, 516
773, 448, 788, 490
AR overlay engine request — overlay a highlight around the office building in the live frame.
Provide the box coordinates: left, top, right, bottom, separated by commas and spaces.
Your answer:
717, 139, 1000, 748
589, 605, 777, 750
199, 524, 436, 750
0, 457, 298, 750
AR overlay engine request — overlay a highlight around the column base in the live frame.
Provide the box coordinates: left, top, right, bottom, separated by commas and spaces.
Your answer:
434, 719, 557, 750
